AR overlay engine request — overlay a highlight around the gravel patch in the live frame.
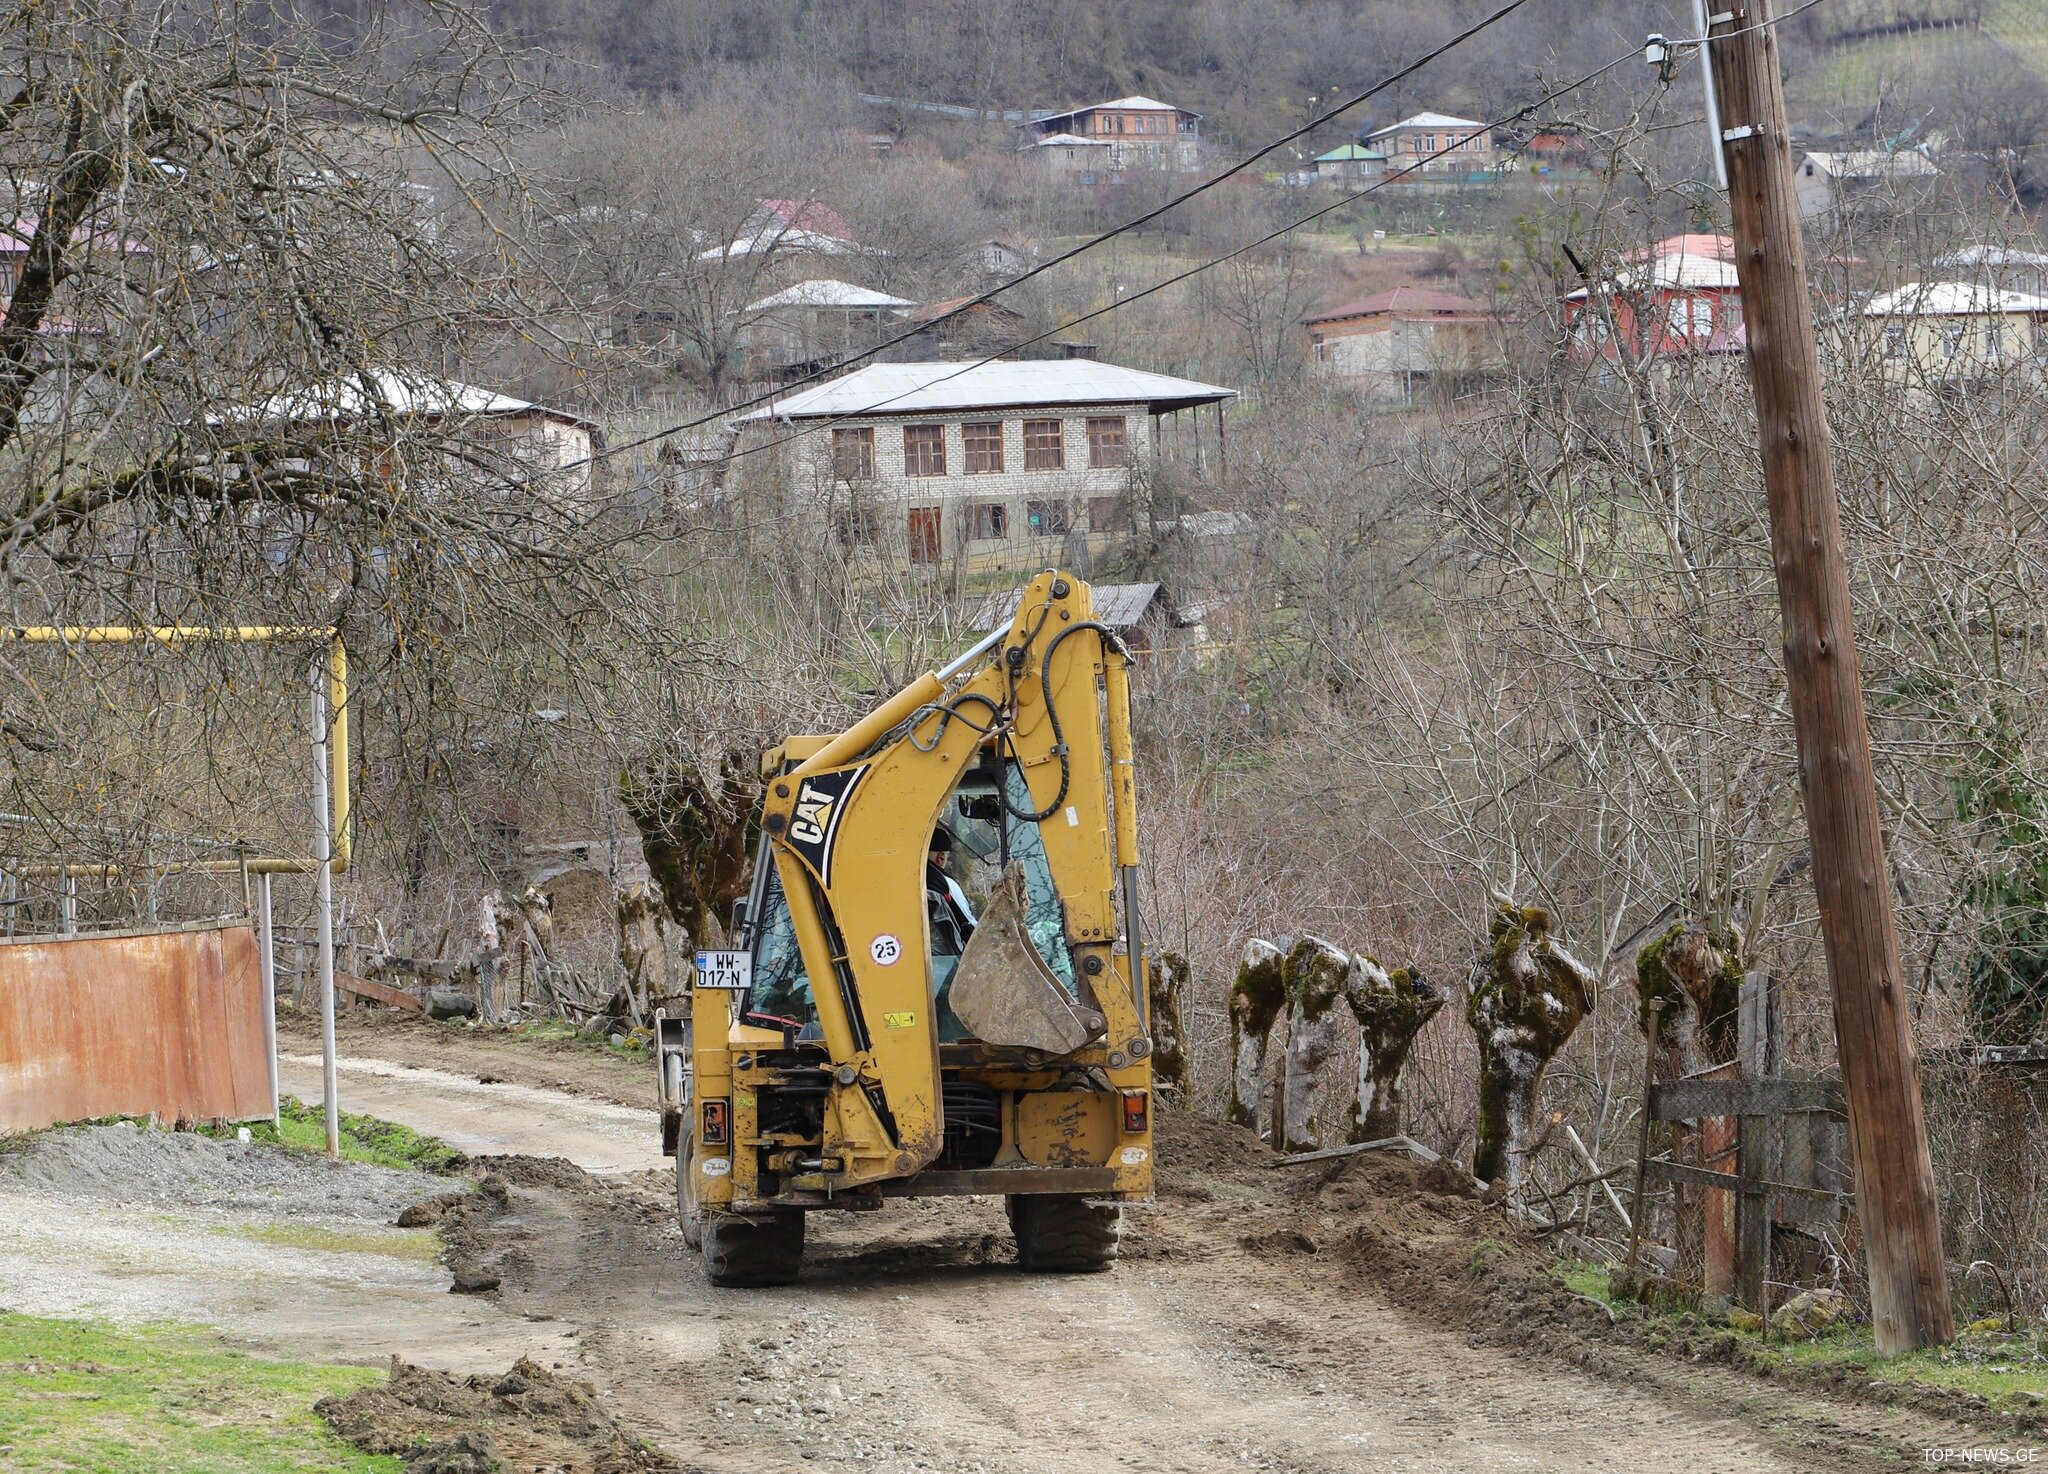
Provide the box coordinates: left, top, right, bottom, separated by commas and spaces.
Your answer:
0, 1120, 440, 1221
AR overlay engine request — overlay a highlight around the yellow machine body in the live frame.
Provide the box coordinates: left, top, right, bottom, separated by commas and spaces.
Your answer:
660, 572, 1154, 1245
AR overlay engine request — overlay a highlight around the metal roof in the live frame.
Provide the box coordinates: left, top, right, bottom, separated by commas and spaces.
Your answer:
746, 279, 915, 311
966, 582, 1162, 634
736, 360, 1236, 422
1367, 112, 1486, 138
1307, 288, 1490, 323
1865, 281, 2048, 317
1935, 245, 2048, 269
232, 370, 595, 429
1031, 95, 1201, 128
1021, 132, 1112, 149
1315, 144, 1387, 162
1564, 251, 1742, 300
1803, 149, 1937, 180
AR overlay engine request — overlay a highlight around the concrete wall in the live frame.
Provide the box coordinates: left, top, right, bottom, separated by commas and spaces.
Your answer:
781, 404, 1155, 573
1871, 311, 2047, 385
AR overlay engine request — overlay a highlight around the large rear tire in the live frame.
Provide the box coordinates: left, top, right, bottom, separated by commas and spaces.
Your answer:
1007, 1194, 1119, 1273
676, 1138, 703, 1251
702, 1210, 805, 1287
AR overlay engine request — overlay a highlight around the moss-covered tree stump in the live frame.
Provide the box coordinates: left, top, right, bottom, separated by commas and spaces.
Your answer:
1280, 939, 1351, 1153
1227, 940, 1287, 1133
1149, 951, 1192, 1103
1344, 959, 1444, 1143
1466, 904, 1596, 1192
1634, 920, 1745, 1293
1635, 921, 1742, 1072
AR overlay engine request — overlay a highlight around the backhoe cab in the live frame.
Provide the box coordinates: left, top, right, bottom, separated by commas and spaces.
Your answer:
654, 571, 1155, 1285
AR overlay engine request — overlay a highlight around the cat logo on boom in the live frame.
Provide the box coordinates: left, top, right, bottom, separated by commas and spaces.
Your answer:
783, 765, 868, 886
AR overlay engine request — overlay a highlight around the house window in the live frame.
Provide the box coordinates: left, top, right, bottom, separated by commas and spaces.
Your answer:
1086, 415, 1128, 468
963, 421, 1005, 473
1667, 296, 1715, 338
831, 426, 875, 480
1023, 418, 1065, 470
1026, 499, 1070, 536
1087, 495, 1121, 531
1420, 133, 1436, 153
903, 424, 946, 477
1940, 324, 1965, 361
968, 502, 1008, 540
1884, 324, 1907, 359
908, 506, 941, 562
1986, 321, 2005, 357
834, 503, 879, 547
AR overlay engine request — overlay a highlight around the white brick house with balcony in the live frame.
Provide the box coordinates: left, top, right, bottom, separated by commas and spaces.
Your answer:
733, 360, 1235, 573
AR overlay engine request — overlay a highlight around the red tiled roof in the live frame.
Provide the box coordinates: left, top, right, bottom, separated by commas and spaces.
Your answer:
757, 199, 853, 242
1305, 287, 1490, 324
1632, 232, 1737, 262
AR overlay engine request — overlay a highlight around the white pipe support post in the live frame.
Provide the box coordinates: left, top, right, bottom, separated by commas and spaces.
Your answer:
311, 658, 340, 1159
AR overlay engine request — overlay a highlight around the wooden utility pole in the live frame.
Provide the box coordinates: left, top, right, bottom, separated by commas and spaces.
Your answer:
1704, 0, 1953, 1351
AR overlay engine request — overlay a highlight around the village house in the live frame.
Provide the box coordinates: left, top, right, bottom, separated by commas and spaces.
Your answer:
972, 239, 1033, 282
1362, 112, 1496, 176
1862, 281, 2048, 393
1314, 144, 1387, 183
1304, 288, 1509, 403
1933, 245, 2048, 299
736, 278, 916, 388
1794, 148, 1938, 222
1017, 131, 1116, 186
884, 295, 1026, 361
1564, 235, 1746, 362
1019, 96, 1202, 174
1510, 124, 1594, 176
733, 358, 1233, 574
232, 370, 599, 496
696, 199, 861, 263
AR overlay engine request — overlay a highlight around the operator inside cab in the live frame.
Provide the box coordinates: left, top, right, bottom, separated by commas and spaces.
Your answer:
927, 828, 977, 1040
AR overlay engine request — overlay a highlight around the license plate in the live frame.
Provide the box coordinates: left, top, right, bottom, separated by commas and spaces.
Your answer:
692, 949, 753, 991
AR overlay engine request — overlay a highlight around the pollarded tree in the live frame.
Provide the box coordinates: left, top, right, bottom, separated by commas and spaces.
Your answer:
1467, 904, 1596, 1192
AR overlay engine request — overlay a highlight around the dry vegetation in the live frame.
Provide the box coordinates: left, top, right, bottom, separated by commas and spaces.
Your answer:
4, 0, 2048, 1335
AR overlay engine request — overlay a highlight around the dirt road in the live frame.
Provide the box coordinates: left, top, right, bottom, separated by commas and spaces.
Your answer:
276, 1051, 664, 1174
293, 1018, 2001, 1473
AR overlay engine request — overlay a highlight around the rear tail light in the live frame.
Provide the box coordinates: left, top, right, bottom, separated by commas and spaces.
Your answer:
1121, 1089, 1149, 1134
701, 1098, 730, 1147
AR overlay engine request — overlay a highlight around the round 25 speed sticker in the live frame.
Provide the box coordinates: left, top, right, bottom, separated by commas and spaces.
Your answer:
870, 933, 903, 966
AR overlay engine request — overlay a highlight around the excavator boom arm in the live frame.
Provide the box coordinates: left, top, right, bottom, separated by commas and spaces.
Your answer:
756, 572, 1145, 1190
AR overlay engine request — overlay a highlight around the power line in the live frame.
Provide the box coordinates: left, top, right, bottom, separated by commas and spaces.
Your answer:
567, 0, 1545, 472
710, 0, 1850, 471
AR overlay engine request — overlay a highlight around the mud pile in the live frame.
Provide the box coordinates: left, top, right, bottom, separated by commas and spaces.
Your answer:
319, 1356, 689, 1474
1150, 1106, 1591, 1345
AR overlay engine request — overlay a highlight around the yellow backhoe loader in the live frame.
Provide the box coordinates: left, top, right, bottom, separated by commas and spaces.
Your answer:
654, 570, 1155, 1285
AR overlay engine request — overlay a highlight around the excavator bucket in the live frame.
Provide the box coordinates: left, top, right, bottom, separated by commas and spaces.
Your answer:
949, 865, 1106, 1054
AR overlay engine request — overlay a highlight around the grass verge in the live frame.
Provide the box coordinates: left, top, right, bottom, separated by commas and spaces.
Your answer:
214, 1222, 442, 1263
1556, 1260, 2048, 1417
500, 1015, 651, 1062
202, 1098, 462, 1173
0, 1313, 400, 1473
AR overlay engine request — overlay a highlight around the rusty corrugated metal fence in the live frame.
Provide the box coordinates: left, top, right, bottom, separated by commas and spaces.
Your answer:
0, 925, 273, 1132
